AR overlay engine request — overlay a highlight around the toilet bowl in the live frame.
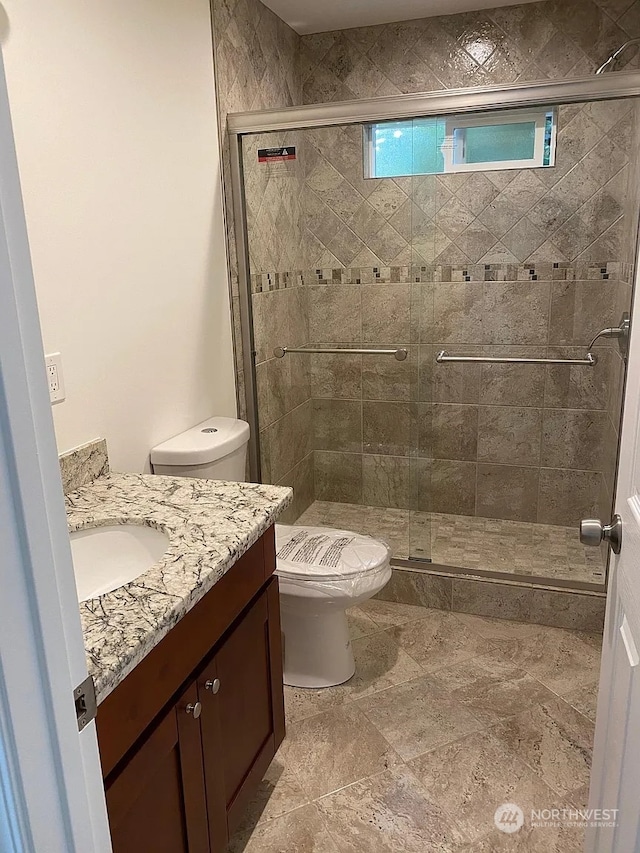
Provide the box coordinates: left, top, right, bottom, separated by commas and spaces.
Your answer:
275, 525, 392, 688
150, 420, 392, 689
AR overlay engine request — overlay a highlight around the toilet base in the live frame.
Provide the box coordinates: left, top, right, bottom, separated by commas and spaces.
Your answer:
280, 605, 355, 688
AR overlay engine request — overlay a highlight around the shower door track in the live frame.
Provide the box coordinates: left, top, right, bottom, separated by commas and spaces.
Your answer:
228, 70, 640, 487
392, 557, 606, 594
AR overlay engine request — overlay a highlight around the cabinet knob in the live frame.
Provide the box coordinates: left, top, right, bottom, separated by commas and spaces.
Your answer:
204, 678, 221, 694
185, 701, 202, 718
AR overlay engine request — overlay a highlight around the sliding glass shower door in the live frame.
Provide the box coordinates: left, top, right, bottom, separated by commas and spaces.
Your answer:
237, 92, 636, 591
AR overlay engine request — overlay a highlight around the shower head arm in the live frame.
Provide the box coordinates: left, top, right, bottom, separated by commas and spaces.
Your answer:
596, 39, 640, 74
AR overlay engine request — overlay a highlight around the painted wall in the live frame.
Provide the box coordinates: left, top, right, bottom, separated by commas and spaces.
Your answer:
1, 0, 236, 473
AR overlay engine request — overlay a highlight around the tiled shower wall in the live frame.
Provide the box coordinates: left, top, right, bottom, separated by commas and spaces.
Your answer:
213, 0, 639, 529
264, 261, 627, 527
299, 101, 631, 268
299, 0, 640, 104
210, 0, 302, 425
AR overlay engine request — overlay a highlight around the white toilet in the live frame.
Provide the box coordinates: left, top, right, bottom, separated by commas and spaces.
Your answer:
275, 525, 391, 688
150, 418, 392, 688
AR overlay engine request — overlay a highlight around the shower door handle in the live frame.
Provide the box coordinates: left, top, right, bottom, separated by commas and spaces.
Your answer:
580, 515, 623, 554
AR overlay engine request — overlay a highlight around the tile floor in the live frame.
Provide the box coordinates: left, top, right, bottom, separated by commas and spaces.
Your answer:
296, 500, 606, 585
227, 601, 601, 852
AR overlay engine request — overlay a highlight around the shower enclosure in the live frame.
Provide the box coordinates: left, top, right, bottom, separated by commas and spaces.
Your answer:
227, 73, 640, 597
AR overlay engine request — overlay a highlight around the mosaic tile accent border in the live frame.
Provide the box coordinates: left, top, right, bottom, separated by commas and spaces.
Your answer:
251, 261, 624, 292
251, 271, 305, 293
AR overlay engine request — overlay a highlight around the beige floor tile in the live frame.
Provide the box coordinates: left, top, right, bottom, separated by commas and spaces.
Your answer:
284, 684, 350, 724
563, 681, 600, 722
356, 674, 485, 760
357, 598, 430, 628
428, 653, 558, 726
230, 749, 310, 836
388, 610, 495, 672
279, 704, 402, 800
316, 767, 467, 852
342, 630, 425, 700
228, 803, 340, 853
453, 612, 540, 640
491, 698, 595, 796
409, 728, 562, 843
347, 606, 380, 639
461, 823, 585, 852
490, 625, 602, 697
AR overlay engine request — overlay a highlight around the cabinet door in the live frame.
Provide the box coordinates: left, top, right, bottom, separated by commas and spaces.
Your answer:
105, 682, 209, 853
199, 578, 285, 840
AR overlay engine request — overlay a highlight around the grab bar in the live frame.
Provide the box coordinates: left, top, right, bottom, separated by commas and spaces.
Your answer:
436, 351, 597, 366
436, 316, 631, 368
274, 346, 408, 361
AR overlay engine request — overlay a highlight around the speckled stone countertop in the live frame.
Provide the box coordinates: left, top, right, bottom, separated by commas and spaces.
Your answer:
66, 472, 292, 704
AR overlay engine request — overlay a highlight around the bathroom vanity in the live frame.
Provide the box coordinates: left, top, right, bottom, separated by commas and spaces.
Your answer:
98, 527, 283, 852
63, 450, 291, 853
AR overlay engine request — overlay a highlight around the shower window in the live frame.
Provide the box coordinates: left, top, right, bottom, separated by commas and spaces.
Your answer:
365, 107, 556, 178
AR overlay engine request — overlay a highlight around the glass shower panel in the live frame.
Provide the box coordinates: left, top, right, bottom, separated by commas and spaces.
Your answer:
404, 97, 638, 588
407, 117, 442, 562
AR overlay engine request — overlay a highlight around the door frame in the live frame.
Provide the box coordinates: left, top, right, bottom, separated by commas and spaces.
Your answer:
0, 46, 111, 852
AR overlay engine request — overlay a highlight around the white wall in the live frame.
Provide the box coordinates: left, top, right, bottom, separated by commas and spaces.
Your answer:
0, 0, 237, 473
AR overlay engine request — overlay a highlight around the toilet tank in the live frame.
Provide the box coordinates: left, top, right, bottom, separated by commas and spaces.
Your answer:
150, 417, 250, 482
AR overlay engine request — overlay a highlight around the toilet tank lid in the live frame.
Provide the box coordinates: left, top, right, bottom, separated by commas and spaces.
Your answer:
150, 418, 250, 466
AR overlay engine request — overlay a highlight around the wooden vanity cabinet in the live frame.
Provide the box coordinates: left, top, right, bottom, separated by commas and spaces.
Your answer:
98, 528, 284, 853
105, 681, 210, 853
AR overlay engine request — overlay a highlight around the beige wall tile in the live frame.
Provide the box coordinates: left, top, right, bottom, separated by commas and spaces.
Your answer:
477, 406, 543, 466
313, 398, 363, 452
314, 450, 363, 503
308, 285, 362, 343
541, 409, 608, 470
363, 400, 416, 456
476, 463, 540, 521
430, 403, 479, 461
310, 352, 362, 398
483, 282, 551, 345
430, 459, 477, 515
363, 454, 412, 508
361, 284, 411, 343
538, 468, 602, 526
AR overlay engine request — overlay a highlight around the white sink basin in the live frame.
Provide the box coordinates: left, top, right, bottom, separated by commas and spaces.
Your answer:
70, 524, 170, 602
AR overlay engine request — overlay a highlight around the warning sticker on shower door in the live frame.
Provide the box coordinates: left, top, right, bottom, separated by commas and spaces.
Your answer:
258, 147, 296, 163
258, 146, 297, 176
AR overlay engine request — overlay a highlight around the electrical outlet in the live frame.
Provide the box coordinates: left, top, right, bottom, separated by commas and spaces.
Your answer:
45, 352, 65, 404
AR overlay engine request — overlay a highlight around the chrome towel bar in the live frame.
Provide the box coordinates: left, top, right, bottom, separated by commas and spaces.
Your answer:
274, 346, 408, 361
436, 351, 597, 366
435, 315, 630, 368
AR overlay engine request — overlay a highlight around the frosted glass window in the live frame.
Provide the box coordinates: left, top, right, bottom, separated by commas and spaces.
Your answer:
460, 121, 536, 164
365, 107, 556, 178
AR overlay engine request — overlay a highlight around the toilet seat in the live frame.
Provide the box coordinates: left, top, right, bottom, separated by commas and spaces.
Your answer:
275, 524, 391, 583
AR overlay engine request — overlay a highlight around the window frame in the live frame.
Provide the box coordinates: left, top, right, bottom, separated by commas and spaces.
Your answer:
364, 107, 557, 179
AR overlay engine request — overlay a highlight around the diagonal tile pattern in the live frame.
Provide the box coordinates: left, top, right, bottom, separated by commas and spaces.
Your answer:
296, 102, 632, 269
228, 602, 599, 852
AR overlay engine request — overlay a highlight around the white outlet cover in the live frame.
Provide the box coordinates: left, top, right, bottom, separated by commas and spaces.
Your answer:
45, 352, 65, 404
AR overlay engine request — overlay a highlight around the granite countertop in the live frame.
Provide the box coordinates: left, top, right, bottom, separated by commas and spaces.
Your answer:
66, 472, 292, 703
